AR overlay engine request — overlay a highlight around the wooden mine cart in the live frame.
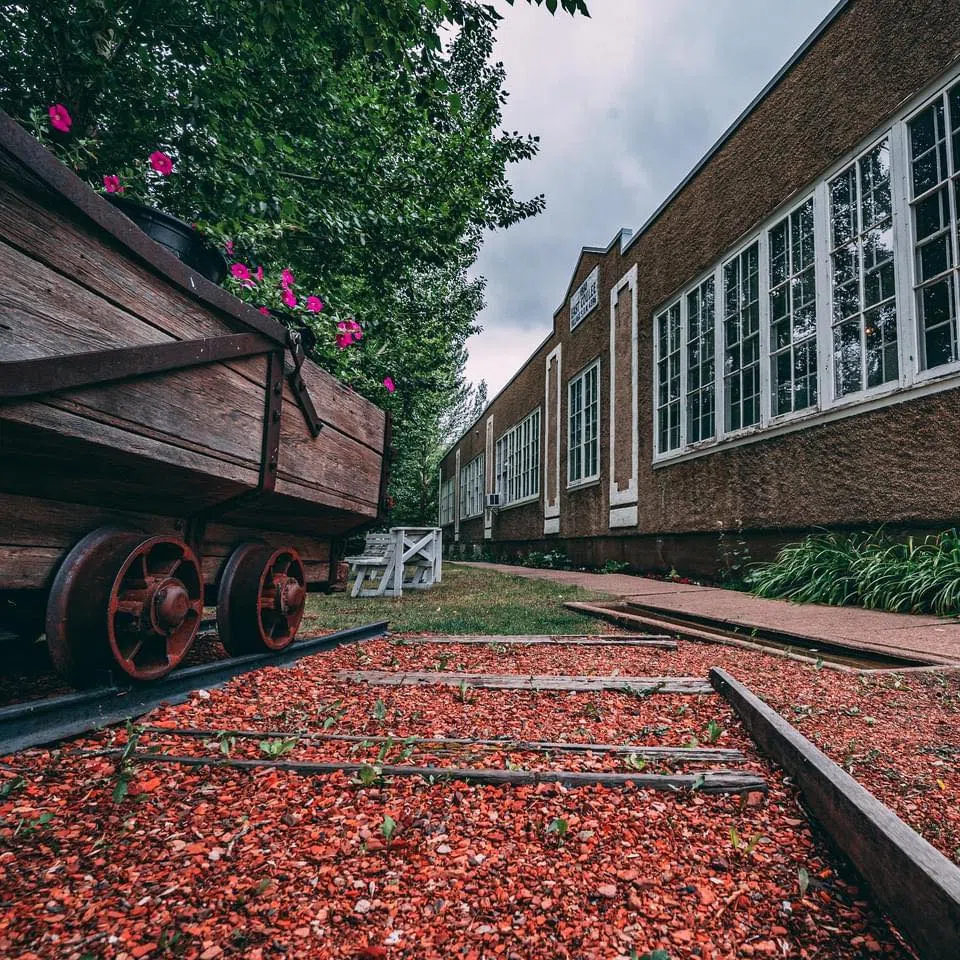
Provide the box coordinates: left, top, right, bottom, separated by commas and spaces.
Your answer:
0, 111, 389, 686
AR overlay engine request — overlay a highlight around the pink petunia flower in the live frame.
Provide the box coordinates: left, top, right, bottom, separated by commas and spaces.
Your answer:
383, 376, 395, 393
48, 104, 72, 133
224, 239, 234, 256
149, 150, 174, 175
230, 263, 251, 281
258, 306, 270, 316
306, 295, 324, 313
102, 174, 123, 194
281, 268, 295, 289
282, 288, 297, 309
256, 264, 264, 283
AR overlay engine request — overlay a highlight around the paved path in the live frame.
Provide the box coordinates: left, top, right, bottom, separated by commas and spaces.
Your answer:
456, 562, 960, 665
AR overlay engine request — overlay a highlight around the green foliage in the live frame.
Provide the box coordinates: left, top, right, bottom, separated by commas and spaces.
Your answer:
704, 720, 723, 744
380, 814, 397, 843
258, 737, 298, 758
521, 549, 570, 570
372, 699, 388, 721
600, 559, 630, 574
747, 529, 960, 616
0, 0, 589, 523
546, 816, 569, 841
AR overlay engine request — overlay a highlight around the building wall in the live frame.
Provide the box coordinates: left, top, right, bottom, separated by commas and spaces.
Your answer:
440, 0, 960, 574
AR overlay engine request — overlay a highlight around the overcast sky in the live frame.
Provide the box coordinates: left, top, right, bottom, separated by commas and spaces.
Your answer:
465, 0, 839, 396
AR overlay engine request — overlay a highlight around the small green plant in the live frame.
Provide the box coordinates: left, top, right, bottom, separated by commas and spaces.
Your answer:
620, 681, 666, 700
112, 721, 144, 803
630, 950, 670, 960
704, 720, 723, 744
624, 754, 647, 772
797, 866, 810, 897
372, 699, 387, 721
14, 810, 54, 837
434, 653, 452, 671
457, 679, 473, 703
258, 737, 298, 758
353, 763, 382, 787
0, 776, 25, 799
204, 732, 237, 756
487, 641, 508, 654
380, 814, 397, 845
546, 817, 569, 842
584, 701, 603, 721
729, 826, 763, 856
601, 559, 630, 574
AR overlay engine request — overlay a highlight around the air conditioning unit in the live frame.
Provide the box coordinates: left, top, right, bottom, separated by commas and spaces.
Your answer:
485, 492, 501, 508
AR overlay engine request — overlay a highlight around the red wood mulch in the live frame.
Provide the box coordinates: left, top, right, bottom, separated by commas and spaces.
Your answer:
1, 632, 947, 959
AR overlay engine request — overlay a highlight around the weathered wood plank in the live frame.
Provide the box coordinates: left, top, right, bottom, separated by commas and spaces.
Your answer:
336, 670, 713, 694
711, 668, 960, 960
0, 175, 384, 453
90, 750, 766, 794
403, 635, 675, 648
141, 726, 748, 761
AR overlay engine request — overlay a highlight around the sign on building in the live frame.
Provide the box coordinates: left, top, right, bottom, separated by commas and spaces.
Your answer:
569, 266, 599, 329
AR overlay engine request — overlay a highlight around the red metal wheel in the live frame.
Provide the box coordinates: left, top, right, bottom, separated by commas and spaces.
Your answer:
46, 528, 203, 686
216, 543, 306, 655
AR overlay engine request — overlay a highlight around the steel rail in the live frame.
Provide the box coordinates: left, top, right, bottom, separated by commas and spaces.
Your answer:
0, 621, 387, 756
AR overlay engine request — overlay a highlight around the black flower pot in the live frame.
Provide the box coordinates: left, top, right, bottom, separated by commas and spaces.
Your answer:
106, 195, 228, 284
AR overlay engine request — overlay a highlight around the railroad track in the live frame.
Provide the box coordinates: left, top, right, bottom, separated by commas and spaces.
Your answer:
2, 629, 958, 958
0, 620, 387, 756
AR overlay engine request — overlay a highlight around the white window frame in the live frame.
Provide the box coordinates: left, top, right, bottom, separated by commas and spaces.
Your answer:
654, 301, 682, 455
439, 476, 455, 526
570, 266, 600, 330
568, 358, 601, 487
494, 408, 541, 508
651, 59, 960, 468
904, 80, 960, 382
459, 453, 484, 520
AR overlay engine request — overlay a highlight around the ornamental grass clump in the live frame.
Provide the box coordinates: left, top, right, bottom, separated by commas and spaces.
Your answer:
747, 528, 960, 616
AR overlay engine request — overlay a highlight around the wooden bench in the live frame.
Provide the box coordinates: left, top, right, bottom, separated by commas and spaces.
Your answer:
345, 533, 399, 597
345, 528, 442, 598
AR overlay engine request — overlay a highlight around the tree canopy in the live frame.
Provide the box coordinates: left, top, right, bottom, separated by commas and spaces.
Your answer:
0, 0, 587, 523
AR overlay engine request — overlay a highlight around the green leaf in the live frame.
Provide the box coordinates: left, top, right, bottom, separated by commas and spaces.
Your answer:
797, 866, 810, 897
380, 814, 397, 842
112, 779, 129, 804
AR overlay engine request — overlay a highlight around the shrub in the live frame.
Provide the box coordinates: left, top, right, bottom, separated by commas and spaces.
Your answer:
747, 529, 960, 616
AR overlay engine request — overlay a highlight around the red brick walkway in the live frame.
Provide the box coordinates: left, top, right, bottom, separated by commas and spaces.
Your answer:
457, 562, 960, 665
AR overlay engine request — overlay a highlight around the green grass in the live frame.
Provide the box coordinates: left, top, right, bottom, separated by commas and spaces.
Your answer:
303, 563, 610, 635
747, 529, 960, 616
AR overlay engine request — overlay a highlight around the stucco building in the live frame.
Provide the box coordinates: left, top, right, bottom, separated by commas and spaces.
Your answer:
439, 0, 960, 576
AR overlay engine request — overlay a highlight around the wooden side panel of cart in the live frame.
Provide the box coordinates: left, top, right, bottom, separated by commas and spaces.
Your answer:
0, 130, 386, 594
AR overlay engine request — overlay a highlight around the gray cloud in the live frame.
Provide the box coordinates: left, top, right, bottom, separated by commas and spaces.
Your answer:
467, 0, 838, 393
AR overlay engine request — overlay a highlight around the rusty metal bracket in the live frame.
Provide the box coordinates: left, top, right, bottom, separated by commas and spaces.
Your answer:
0, 332, 276, 400
261, 350, 284, 493
285, 331, 323, 438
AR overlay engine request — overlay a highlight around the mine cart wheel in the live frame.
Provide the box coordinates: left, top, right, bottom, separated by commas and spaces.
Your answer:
46, 528, 203, 686
216, 543, 307, 655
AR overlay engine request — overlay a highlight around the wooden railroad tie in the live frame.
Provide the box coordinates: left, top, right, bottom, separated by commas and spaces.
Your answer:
140, 726, 748, 763
84, 749, 766, 795
401, 634, 676, 649
335, 670, 712, 694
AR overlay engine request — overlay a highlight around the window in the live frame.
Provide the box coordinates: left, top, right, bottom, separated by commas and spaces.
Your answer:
654, 303, 681, 453
568, 360, 600, 483
829, 139, 898, 396
685, 279, 716, 443
723, 242, 761, 431
495, 409, 540, 506
439, 476, 455, 526
909, 82, 960, 370
769, 198, 818, 416
459, 454, 484, 519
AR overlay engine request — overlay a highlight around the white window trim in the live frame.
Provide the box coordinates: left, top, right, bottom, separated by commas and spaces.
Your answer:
459, 453, 484, 520
652, 59, 960, 467
495, 408, 542, 509
439, 476, 455, 526
567, 358, 601, 488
